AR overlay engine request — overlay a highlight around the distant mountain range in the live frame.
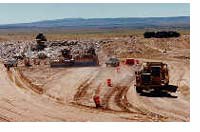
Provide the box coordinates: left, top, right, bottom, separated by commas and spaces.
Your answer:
0, 16, 190, 30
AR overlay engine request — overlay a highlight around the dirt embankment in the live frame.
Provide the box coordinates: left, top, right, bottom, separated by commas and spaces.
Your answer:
0, 35, 190, 121
7, 57, 189, 122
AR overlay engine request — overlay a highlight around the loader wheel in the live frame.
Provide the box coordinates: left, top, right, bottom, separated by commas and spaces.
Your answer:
136, 87, 143, 93
153, 89, 162, 94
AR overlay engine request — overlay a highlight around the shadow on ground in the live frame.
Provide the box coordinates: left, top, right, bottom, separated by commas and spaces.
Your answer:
139, 85, 178, 98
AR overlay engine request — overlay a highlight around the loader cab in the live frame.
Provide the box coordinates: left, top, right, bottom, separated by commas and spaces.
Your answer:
141, 72, 151, 84
150, 66, 162, 85
151, 66, 161, 77
136, 62, 167, 86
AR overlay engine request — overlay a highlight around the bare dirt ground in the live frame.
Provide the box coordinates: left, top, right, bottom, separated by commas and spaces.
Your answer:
0, 33, 190, 122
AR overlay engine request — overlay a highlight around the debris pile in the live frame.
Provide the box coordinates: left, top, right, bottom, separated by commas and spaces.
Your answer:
0, 40, 35, 60
0, 38, 113, 62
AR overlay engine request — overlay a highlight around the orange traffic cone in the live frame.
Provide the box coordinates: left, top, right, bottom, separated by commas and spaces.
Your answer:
116, 66, 120, 73
93, 95, 101, 108
135, 60, 139, 64
107, 79, 112, 87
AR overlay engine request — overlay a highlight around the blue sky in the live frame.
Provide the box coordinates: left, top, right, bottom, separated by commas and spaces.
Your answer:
0, 3, 189, 24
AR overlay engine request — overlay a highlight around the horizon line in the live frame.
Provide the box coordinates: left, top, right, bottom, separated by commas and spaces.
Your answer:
0, 15, 190, 26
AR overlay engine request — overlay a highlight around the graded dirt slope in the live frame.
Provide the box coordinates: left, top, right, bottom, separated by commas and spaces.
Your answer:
0, 64, 141, 121
0, 58, 189, 121
0, 34, 190, 122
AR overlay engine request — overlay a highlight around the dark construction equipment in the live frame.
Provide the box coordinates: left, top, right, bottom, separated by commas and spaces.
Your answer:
37, 52, 47, 59
135, 62, 177, 93
4, 59, 18, 71
50, 47, 99, 67
105, 57, 120, 67
35, 33, 47, 51
24, 58, 31, 67
61, 49, 72, 59
50, 49, 74, 67
144, 31, 180, 38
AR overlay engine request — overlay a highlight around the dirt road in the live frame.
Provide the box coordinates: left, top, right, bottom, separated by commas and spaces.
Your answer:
0, 56, 189, 121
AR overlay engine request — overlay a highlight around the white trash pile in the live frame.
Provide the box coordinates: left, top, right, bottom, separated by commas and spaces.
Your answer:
0, 39, 113, 61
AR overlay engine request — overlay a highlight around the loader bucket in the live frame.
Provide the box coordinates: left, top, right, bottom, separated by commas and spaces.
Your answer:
163, 85, 178, 92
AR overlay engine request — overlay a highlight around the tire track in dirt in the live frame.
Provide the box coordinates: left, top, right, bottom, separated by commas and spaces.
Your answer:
100, 66, 133, 111
73, 78, 93, 102
139, 96, 189, 121
114, 85, 168, 121
98, 66, 135, 112
100, 65, 170, 121
10, 64, 138, 118
101, 86, 118, 110
7, 68, 68, 105
73, 70, 100, 105
7, 68, 44, 95
2, 59, 189, 121
125, 59, 189, 121
73, 67, 127, 111
97, 66, 167, 121
6, 68, 68, 106
0, 63, 153, 121
0, 115, 10, 122
114, 86, 133, 112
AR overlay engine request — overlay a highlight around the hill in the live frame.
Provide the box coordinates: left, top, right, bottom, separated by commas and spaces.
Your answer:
0, 16, 190, 30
